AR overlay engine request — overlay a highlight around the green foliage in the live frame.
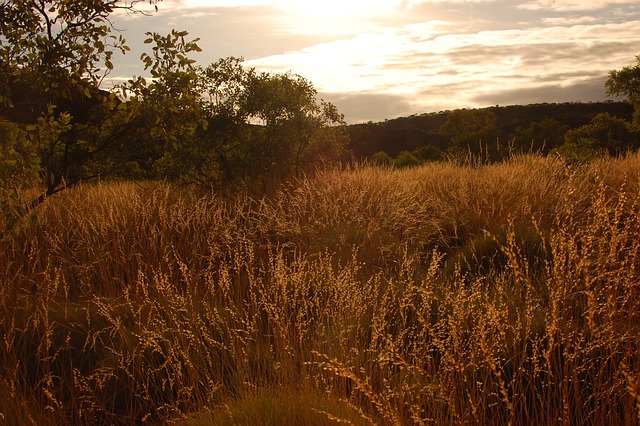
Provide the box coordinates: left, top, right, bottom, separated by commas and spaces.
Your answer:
413, 144, 444, 162
0, 0, 139, 119
606, 55, 640, 106
0, 120, 40, 232
0, 0, 176, 202
0, 120, 39, 188
369, 150, 394, 167
370, 147, 442, 169
607, 55, 640, 135
1, 0, 349, 197
394, 150, 421, 168
127, 30, 207, 180
244, 71, 349, 180
161, 59, 350, 189
439, 108, 498, 152
557, 113, 638, 162
512, 117, 569, 153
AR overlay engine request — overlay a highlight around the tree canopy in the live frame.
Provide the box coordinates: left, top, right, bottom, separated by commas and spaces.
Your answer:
606, 55, 640, 129
161, 58, 349, 189
606, 55, 640, 106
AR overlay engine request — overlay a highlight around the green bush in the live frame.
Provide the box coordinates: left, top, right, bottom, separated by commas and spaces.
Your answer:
394, 150, 422, 168
0, 120, 40, 233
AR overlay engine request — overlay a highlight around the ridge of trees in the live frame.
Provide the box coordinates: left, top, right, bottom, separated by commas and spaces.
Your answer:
348, 101, 636, 164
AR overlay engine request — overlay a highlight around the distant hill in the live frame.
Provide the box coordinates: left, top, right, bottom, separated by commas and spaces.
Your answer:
346, 101, 634, 159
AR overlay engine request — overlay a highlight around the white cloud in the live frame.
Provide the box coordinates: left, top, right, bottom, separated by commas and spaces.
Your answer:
542, 16, 599, 25
180, 0, 270, 7
519, 0, 636, 12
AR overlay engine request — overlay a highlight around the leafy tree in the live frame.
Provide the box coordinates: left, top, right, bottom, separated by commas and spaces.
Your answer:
369, 151, 394, 167
606, 55, 640, 105
412, 145, 444, 162
439, 109, 499, 154
557, 113, 638, 162
394, 150, 421, 168
0, 1, 210, 206
606, 55, 640, 128
0, 0, 138, 118
512, 117, 569, 153
244, 71, 348, 181
164, 59, 350, 189
0, 1, 348, 198
127, 30, 205, 177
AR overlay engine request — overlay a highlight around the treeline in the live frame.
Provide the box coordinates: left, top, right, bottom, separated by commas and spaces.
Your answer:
348, 101, 639, 166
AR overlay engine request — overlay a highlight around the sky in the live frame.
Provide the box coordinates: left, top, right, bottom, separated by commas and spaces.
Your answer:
109, 0, 640, 123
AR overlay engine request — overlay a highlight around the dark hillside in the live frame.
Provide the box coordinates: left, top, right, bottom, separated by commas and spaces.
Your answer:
347, 101, 634, 158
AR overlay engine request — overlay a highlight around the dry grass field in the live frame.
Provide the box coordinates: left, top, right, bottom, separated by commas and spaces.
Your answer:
1, 154, 640, 425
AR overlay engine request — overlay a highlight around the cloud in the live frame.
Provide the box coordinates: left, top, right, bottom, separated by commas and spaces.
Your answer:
471, 75, 609, 105
320, 92, 417, 123
519, 0, 637, 12
168, 0, 270, 7
245, 17, 639, 121
542, 16, 599, 25
407, 0, 494, 3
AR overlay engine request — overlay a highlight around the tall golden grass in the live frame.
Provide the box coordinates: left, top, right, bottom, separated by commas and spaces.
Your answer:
1, 153, 639, 424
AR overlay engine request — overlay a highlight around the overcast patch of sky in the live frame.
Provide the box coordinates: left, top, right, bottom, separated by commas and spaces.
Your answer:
109, 0, 640, 123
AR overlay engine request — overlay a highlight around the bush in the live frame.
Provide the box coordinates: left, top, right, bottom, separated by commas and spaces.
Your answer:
557, 113, 639, 162
369, 150, 394, 167
0, 120, 40, 233
393, 150, 421, 168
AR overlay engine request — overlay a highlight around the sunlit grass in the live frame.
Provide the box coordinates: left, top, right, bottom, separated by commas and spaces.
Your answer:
1, 154, 640, 424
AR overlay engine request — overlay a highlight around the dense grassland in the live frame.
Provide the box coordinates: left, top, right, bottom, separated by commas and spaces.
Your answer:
1, 154, 640, 425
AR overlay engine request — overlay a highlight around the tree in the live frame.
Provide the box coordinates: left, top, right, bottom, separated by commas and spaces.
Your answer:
394, 150, 421, 168
0, 0, 156, 121
606, 55, 640, 105
369, 151, 394, 167
184, 57, 258, 184
0, 1, 348, 202
127, 30, 205, 177
243, 71, 349, 181
512, 118, 569, 154
413, 145, 444, 162
0, 1, 208, 205
606, 55, 640, 129
163, 60, 350, 189
557, 113, 638, 162
439, 109, 499, 155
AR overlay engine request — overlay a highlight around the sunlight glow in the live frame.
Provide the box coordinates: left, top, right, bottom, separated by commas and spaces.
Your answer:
182, 0, 271, 7
281, 0, 403, 17
180, 0, 407, 35
273, 0, 405, 35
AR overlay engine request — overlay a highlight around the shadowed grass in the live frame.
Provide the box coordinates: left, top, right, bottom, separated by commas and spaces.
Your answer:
185, 386, 374, 426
